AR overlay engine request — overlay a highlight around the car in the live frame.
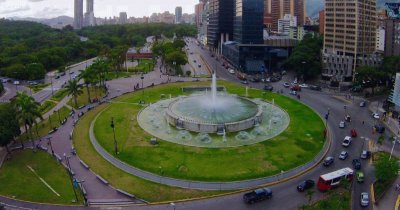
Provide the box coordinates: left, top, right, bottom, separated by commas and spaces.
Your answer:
323, 156, 334, 167
290, 90, 297, 95
190, 52, 193, 55
339, 151, 348, 160
310, 85, 322, 91
263, 85, 273, 91
345, 115, 351, 122
60, 72, 66, 76
198, 64, 202, 68
374, 124, 385, 134
281, 70, 287, 75
28, 81, 38, 86
352, 159, 361, 170
342, 136, 352, 147
69, 71, 74, 75
297, 180, 315, 192
193, 60, 197, 63
360, 150, 371, 159
339, 121, 346, 128
356, 171, 365, 183
299, 83, 309, 88
283, 82, 290, 88
290, 85, 301, 91
360, 101, 366, 107
241, 80, 249, 85
228, 69, 235, 74
55, 75, 60, 79
360, 192, 369, 207
243, 188, 272, 204
372, 113, 380, 119
351, 129, 357, 137
13, 81, 20, 85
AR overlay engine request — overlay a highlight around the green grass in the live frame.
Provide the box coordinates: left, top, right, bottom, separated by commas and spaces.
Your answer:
0, 150, 83, 204
302, 191, 350, 210
128, 59, 155, 73
104, 72, 133, 80
29, 83, 49, 93
68, 86, 106, 108
51, 89, 69, 102
39, 100, 57, 115
73, 103, 228, 202
93, 81, 325, 181
373, 152, 398, 200
19, 106, 71, 141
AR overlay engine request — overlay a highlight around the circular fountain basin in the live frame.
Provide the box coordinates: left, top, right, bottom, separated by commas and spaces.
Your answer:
165, 95, 263, 133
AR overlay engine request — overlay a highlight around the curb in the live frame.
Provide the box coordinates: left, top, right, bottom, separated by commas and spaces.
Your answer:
395, 194, 400, 210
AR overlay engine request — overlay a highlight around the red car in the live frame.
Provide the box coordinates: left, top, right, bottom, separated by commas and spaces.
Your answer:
351, 129, 357, 137
291, 85, 302, 91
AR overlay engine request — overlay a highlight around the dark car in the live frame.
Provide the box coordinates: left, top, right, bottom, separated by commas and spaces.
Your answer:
60, 72, 66, 76
264, 85, 274, 91
243, 188, 273, 204
323, 156, 334, 167
352, 159, 361, 170
374, 124, 385, 134
310, 85, 322, 91
297, 180, 315, 192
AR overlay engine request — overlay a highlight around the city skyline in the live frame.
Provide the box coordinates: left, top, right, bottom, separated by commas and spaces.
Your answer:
0, 0, 197, 19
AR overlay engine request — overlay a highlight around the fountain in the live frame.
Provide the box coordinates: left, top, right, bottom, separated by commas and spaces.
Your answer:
165, 73, 263, 133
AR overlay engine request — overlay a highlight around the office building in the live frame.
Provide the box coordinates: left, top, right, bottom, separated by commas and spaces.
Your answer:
175, 7, 183, 24
195, 2, 205, 27
319, 10, 325, 35
74, 0, 84, 29
322, 0, 380, 82
391, 73, 400, 111
270, 0, 306, 31
84, 0, 95, 26
384, 19, 400, 56
278, 14, 297, 35
376, 26, 385, 53
233, 0, 264, 44
207, 0, 234, 53
119, 12, 127, 24
264, 0, 272, 29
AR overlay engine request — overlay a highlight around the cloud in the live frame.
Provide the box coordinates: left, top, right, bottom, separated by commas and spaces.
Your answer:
28, 0, 44, 2
0, 0, 6, 2
0, 6, 30, 14
33, 7, 68, 18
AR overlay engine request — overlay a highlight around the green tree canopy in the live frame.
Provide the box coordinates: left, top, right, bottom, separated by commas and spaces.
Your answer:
0, 103, 21, 154
374, 154, 399, 183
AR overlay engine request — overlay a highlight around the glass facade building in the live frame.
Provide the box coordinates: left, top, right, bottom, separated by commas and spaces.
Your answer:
207, 0, 234, 49
233, 0, 264, 44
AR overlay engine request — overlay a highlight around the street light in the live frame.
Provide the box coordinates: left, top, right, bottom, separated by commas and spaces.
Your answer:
111, 117, 118, 155
63, 153, 79, 202
389, 136, 399, 160
47, 136, 54, 155
140, 74, 145, 104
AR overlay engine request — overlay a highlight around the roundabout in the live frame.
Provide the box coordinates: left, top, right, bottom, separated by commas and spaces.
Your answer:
89, 79, 326, 184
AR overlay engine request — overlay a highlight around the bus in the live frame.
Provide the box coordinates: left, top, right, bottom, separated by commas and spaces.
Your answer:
317, 167, 354, 191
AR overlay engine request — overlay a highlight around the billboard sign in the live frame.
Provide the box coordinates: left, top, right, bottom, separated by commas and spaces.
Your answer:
386, 3, 400, 19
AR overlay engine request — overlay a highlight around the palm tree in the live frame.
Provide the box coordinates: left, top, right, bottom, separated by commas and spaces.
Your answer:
79, 67, 95, 103
14, 92, 42, 149
65, 79, 83, 108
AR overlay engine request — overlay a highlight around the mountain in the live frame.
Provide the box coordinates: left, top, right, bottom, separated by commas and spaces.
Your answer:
307, 0, 396, 18
8, 16, 73, 29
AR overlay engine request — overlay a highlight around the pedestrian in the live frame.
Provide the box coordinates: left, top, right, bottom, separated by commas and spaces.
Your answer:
362, 121, 365, 125
396, 184, 400, 191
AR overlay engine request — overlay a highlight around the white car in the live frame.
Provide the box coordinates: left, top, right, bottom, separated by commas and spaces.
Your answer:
339, 151, 348, 160
372, 113, 380, 119
283, 82, 290, 88
360, 192, 369, 207
299, 83, 309, 88
339, 121, 345, 128
342, 136, 352, 147
290, 90, 297, 95
13, 81, 20, 85
228, 69, 235, 74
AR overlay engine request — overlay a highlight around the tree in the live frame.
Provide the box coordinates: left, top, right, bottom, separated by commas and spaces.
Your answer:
0, 104, 21, 154
26, 63, 46, 80
0, 82, 3, 95
65, 79, 83, 108
355, 65, 386, 95
374, 154, 399, 183
382, 56, 400, 77
79, 67, 95, 103
14, 92, 42, 149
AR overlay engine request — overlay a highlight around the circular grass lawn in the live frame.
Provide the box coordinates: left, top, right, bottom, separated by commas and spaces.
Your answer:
93, 81, 325, 182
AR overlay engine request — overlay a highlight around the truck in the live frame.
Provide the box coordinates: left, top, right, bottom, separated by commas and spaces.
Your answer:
243, 188, 273, 204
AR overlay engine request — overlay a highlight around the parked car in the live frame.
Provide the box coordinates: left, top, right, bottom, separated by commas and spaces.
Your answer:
283, 82, 290, 88
360, 150, 371, 159
339, 151, 348, 160
323, 156, 334, 167
243, 188, 273, 204
342, 136, 352, 147
28, 81, 38, 86
310, 85, 322, 91
228, 69, 235, 74
263, 85, 274, 91
374, 124, 385, 134
13, 81, 20, 85
299, 83, 309, 88
356, 171, 365, 183
291, 85, 302, 91
360, 101, 366, 107
339, 121, 346, 128
297, 180, 315, 192
360, 192, 369, 207
372, 113, 380, 119
353, 159, 361, 170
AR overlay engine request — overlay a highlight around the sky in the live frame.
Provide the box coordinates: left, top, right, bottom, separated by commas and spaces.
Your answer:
0, 0, 198, 19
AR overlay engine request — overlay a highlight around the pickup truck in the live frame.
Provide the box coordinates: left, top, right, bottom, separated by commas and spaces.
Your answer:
243, 188, 273, 204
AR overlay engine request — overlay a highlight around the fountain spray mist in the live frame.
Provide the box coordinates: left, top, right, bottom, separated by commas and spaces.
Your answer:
211, 73, 217, 107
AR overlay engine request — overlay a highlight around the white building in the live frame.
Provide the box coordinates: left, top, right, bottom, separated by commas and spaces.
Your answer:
278, 14, 297, 35
376, 26, 386, 53
391, 73, 400, 111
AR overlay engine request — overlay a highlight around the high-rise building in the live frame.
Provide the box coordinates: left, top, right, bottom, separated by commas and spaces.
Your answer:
319, 10, 325, 35
233, 0, 264, 44
278, 14, 297, 35
383, 19, 400, 56
264, 0, 272, 29
195, 2, 205, 28
175, 7, 183, 24
207, 0, 234, 53
84, 0, 95, 26
269, 0, 306, 31
322, 0, 380, 82
74, 0, 84, 29
119, 12, 127, 24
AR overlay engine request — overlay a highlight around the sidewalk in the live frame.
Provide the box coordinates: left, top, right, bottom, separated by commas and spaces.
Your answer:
376, 176, 400, 210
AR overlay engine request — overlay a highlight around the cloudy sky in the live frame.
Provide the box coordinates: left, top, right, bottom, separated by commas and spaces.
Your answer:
0, 0, 198, 19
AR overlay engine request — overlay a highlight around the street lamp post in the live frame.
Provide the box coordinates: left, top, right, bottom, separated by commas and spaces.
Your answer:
111, 117, 118, 155
47, 136, 54, 155
63, 153, 79, 202
389, 136, 399, 160
140, 74, 145, 104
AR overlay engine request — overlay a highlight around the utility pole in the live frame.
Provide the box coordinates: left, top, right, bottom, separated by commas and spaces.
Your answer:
111, 117, 118, 155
